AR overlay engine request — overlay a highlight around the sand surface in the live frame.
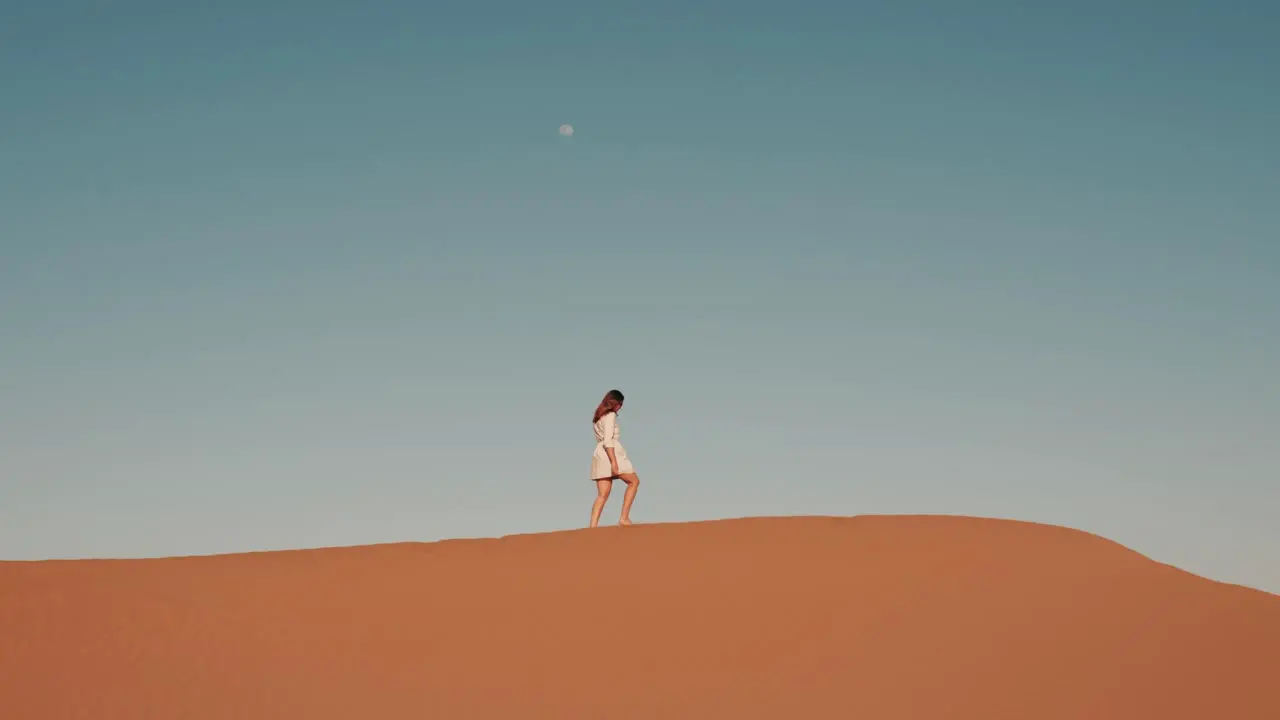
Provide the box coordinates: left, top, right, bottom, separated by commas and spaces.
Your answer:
3, 515, 1278, 718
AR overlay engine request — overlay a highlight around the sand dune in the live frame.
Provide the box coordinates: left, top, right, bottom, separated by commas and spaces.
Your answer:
2, 515, 1278, 718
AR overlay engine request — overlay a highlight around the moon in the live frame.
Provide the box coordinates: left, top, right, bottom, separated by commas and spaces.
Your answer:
559, 124, 574, 137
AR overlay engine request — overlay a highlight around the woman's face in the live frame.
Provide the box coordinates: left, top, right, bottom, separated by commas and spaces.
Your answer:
614, 401, 624, 413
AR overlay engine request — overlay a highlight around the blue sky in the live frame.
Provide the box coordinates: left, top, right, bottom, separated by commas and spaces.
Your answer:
2, 1, 1277, 593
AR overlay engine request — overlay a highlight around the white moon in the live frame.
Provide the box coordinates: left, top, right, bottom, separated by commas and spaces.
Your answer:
559, 124, 574, 136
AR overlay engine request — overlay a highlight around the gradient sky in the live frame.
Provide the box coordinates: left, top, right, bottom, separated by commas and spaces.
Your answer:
2, 1, 1277, 593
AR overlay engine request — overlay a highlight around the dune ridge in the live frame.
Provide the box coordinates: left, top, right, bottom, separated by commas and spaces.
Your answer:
3, 514, 1278, 719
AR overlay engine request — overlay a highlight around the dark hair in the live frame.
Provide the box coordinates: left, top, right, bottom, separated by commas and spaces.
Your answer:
592, 389, 625, 423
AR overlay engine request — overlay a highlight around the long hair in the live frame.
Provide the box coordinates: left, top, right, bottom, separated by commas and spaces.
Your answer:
592, 389, 625, 423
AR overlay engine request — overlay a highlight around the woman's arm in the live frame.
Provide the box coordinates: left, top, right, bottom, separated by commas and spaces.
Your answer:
600, 413, 620, 476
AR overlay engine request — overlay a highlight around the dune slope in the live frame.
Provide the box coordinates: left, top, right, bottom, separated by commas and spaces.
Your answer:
2, 515, 1278, 719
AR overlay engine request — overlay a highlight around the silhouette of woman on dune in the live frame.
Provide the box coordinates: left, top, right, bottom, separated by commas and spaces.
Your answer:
589, 389, 640, 527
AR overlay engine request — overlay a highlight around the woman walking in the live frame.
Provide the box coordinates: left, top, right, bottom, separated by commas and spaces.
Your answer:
589, 389, 640, 527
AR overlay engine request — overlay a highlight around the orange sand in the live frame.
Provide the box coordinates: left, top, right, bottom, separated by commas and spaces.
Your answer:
2, 515, 1278, 718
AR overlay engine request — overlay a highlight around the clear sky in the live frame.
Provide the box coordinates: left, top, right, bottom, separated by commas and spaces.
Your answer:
2, 1, 1277, 593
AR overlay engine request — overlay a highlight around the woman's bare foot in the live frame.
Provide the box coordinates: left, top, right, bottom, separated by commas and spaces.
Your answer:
618, 517, 634, 526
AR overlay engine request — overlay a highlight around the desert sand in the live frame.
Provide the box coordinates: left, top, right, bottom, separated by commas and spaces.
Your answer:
2, 515, 1278, 718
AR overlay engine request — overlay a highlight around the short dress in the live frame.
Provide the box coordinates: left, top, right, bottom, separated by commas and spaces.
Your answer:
590, 411, 635, 480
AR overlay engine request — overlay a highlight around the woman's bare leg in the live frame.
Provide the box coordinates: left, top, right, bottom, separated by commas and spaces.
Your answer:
617, 473, 640, 525
590, 479, 612, 528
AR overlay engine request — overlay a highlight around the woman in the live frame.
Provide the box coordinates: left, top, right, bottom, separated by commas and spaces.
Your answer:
589, 389, 640, 528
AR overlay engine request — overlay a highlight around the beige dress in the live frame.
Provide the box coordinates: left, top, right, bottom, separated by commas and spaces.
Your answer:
590, 411, 635, 480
